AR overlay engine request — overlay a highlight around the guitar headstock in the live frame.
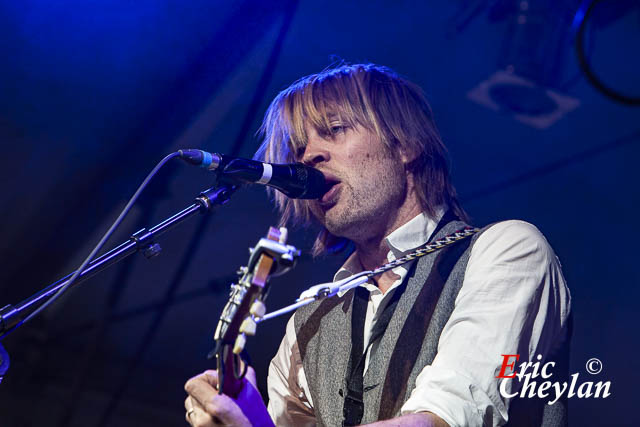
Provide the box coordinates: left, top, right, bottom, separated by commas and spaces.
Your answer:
212, 226, 299, 397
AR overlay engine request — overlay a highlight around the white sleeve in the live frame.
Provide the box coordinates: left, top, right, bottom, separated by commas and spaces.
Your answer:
267, 314, 316, 426
400, 220, 571, 427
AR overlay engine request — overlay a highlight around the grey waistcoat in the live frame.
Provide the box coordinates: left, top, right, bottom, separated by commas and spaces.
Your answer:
294, 219, 569, 427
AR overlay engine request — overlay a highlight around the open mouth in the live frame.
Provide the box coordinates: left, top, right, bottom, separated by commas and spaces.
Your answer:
320, 175, 341, 206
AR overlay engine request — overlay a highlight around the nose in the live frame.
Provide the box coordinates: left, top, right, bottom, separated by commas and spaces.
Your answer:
301, 138, 331, 166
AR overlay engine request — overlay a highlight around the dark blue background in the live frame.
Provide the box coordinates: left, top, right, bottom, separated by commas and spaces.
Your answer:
0, 1, 638, 426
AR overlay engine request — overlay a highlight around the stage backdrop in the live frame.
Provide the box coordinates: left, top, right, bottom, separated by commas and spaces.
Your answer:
1, 1, 638, 426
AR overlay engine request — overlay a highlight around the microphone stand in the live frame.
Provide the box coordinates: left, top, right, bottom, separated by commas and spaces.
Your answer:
0, 340, 8, 384
0, 183, 238, 372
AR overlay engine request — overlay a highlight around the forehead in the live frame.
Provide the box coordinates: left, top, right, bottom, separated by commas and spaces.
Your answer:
278, 71, 378, 157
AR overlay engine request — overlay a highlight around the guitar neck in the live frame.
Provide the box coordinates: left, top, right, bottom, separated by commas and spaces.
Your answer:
218, 344, 244, 397
212, 226, 295, 397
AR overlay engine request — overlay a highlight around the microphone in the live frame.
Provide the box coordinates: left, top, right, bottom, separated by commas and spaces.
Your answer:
178, 149, 327, 199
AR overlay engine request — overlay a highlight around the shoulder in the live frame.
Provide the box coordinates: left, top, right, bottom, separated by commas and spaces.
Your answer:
479, 219, 548, 245
471, 219, 558, 264
463, 219, 568, 299
461, 220, 569, 314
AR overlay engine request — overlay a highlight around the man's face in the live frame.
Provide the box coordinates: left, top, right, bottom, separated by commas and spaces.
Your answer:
300, 119, 408, 243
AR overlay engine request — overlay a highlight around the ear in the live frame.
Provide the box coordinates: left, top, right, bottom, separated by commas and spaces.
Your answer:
399, 145, 420, 165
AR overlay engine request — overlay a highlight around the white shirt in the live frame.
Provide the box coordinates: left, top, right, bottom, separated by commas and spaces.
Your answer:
267, 213, 571, 427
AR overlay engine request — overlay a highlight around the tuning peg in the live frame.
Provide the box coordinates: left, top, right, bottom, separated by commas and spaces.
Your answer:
240, 317, 257, 336
278, 227, 288, 244
250, 301, 266, 318
236, 266, 248, 276
233, 334, 246, 354
282, 253, 294, 262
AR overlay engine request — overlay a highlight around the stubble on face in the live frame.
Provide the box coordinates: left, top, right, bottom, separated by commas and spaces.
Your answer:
310, 128, 408, 246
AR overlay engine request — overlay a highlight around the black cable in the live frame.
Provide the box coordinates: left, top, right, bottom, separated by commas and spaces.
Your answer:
0, 152, 181, 341
574, 0, 640, 105
88, 0, 300, 421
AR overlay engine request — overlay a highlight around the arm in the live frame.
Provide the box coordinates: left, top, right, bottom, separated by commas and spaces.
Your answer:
267, 314, 316, 426
364, 412, 449, 426
269, 318, 448, 427
399, 221, 571, 426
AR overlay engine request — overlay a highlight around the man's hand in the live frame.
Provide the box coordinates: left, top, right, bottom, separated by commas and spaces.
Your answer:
184, 366, 274, 427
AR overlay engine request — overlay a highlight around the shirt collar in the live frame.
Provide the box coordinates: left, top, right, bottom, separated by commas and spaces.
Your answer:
333, 208, 446, 282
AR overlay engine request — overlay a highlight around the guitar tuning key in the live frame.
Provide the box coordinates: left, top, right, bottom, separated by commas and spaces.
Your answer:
278, 227, 288, 244
240, 317, 257, 336
249, 301, 266, 318
233, 334, 246, 354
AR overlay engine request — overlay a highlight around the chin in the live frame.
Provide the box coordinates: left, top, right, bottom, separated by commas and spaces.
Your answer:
324, 217, 366, 242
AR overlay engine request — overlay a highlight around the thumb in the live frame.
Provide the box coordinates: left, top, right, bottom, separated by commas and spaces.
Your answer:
202, 369, 219, 387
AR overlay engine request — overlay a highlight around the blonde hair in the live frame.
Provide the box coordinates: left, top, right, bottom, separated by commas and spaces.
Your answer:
255, 63, 467, 255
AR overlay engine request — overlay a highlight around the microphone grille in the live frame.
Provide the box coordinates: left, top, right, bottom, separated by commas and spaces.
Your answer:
291, 164, 327, 199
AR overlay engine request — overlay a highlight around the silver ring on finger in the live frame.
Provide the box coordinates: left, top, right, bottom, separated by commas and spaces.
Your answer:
187, 407, 196, 418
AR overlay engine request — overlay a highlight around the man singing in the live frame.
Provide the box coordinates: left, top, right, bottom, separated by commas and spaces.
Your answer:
184, 63, 571, 426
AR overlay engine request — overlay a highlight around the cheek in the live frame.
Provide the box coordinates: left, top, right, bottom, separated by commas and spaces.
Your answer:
364, 151, 400, 176
352, 151, 379, 174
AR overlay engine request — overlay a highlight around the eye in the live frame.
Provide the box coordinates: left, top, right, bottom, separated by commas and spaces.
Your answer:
329, 123, 348, 136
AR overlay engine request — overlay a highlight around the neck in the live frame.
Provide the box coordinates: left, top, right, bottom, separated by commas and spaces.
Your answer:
355, 236, 389, 273
353, 193, 423, 293
354, 235, 401, 294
